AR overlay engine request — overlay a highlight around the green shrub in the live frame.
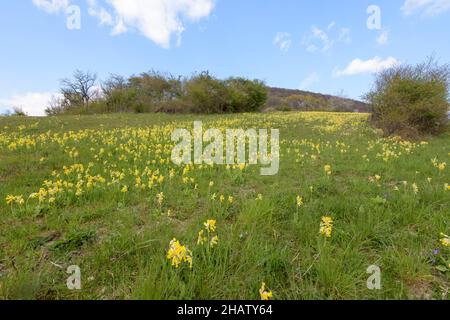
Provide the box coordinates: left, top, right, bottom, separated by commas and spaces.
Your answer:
183, 72, 230, 114
365, 57, 450, 138
225, 77, 268, 112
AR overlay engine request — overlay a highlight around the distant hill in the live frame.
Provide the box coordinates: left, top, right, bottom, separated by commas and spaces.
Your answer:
265, 87, 370, 113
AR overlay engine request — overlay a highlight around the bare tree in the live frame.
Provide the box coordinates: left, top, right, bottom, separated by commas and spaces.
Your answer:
60, 70, 98, 109
45, 95, 65, 116
102, 74, 127, 97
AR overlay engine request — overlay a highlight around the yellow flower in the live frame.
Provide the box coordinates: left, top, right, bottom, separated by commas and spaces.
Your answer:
157, 192, 164, 206
440, 233, 450, 247
204, 219, 217, 233
5, 195, 15, 205
412, 183, 419, 194
197, 230, 207, 245
228, 196, 234, 204
15, 195, 25, 205
166, 238, 193, 269
121, 185, 128, 193
324, 165, 332, 175
445, 183, 450, 191
256, 194, 263, 201
259, 282, 273, 301
219, 195, 225, 203
320, 216, 333, 238
210, 235, 219, 248
209, 181, 214, 187
296, 195, 303, 207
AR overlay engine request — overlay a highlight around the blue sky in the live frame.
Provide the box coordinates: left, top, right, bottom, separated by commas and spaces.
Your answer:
1, 0, 450, 115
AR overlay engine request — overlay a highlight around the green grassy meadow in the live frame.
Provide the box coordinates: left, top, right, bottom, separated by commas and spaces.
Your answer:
0, 112, 449, 300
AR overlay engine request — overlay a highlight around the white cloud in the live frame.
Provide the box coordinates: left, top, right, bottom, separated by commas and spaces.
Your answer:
33, 0, 216, 48
299, 72, 320, 90
273, 32, 292, 53
302, 23, 351, 54
32, 0, 70, 14
402, 0, 450, 16
0, 92, 60, 116
338, 28, 351, 44
333, 56, 399, 77
376, 30, 389, 45
327, 21, 336, 31
87, 0, 113, 25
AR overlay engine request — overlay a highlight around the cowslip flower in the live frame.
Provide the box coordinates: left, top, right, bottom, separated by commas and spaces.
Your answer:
157, 192, 164, 207
296, 195, 303, 207
204, 220, 217, 233
121, 185, 128, 193
440, 233, 450, 247
259, 282, 273, 301
324, 165, 332, 175
5, 195, 15, 205
210, 235, 219, 248
197, 230, 207, 245
14, 195, 25, 205
166, 238, 193, 269
412, 183, 419, 194
320, 216, 333, 238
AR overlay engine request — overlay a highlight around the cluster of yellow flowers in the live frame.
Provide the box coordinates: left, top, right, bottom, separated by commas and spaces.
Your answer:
210, 193, 234, 204
156, 192, 164, 207
324, 165, 332, 176
198, 219, 219, 248
5, 195, 24, 206
259, 282, 273, 300
440, 233, 450, 247
431, 158, 447, 172
166, 238, 193, 269
296, 195, 303, 207
320, 216, 333, 238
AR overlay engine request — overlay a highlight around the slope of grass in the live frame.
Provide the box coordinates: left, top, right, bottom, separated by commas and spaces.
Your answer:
0, 112, 448, 300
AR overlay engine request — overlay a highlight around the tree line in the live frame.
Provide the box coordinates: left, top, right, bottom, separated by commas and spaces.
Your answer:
45, 70, 268, 115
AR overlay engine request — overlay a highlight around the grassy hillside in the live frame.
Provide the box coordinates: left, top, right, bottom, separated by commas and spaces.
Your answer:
266, 87, 370, 112
0, 112, 449, 299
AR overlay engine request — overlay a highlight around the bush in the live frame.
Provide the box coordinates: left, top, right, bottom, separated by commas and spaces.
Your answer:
365, 57, 450, 138
225, 78, 268, 112
12, 107, 27, 116
49, 70, 268, 115
184, 72, 230, 114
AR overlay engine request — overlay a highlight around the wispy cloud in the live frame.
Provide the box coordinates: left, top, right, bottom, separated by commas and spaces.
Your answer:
302, 23, 351, 54
333, 56, 399, 77
401, 0, 450, 16
376, 30, 389, 45
273, 32, 292, 53
299, 72, 320, 90
32, 0, 70, 14
338, 28, 351, 44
